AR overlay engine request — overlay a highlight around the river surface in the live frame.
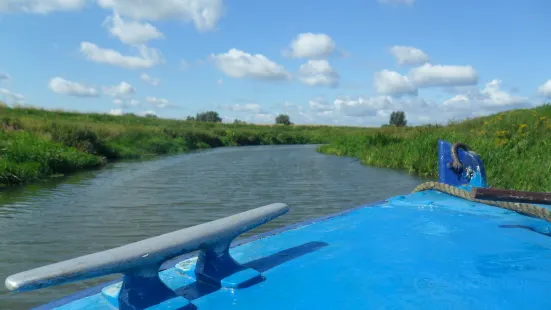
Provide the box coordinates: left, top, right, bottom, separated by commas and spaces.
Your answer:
0, 145, 429, 309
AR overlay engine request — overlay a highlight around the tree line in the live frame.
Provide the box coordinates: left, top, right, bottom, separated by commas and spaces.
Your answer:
185, 110, 407, 127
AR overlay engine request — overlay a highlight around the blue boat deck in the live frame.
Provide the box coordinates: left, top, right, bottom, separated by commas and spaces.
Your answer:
6, 140, 551, 310
50, 189, 551, 310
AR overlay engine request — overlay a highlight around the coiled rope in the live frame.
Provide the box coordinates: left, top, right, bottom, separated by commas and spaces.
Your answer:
412, 182, 551, 223
411, 142, 551, 223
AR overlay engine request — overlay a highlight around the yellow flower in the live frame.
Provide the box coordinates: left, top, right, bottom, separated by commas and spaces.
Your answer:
484, 121, 489, 125
496, 115, 502, 121
519, 124, 528, 130
495, 138, 508, 146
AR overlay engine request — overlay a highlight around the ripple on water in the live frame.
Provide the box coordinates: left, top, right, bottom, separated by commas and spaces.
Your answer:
0, 145, 427, 309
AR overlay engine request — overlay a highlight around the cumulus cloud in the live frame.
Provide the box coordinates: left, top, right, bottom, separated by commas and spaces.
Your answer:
327, 79, 531, 126
0, 88, 24, 102
103, 11, 164, 45
444, 79, 531, 110
103, 81, 136, 97
113, 98, 139, 107
96, 0, 224, 31
374, 70, 417, 96
0, 0, 86, 14
308, 99, 334, 112
286, 33, 336, 59
389, 46, 429, 66
140, 73, 160, 86
225, 103, 262, 113
537, 80, 551, 98
409, 63, 478, 88
298, 60, 340, 87
109, 108, 123, 115
335, 96, 394, 117
138, 110, 157, 117
146, 96, 172, 108
48, 77, 100, 97
80, 42, 163, 69
374, 63, 479, 96
210, 48, 291, 81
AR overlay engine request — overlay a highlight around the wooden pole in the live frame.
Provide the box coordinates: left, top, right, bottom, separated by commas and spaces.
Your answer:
471, 187, 551, 205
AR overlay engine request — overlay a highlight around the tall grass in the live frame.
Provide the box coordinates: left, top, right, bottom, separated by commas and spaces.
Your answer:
0, 106, 367, 187
318, 104, 551, 192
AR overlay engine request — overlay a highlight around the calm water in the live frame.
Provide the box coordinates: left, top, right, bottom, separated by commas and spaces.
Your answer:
0, 145, 429, 309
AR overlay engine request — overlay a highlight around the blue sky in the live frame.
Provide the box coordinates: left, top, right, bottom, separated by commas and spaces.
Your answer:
0, 0, 550, 125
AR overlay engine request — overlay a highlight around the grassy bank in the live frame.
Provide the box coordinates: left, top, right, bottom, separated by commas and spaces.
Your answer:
319, 104, 551, 192
0, 105, 367, 187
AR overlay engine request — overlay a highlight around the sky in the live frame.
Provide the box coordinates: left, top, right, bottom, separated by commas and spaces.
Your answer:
0, 0, 550, 126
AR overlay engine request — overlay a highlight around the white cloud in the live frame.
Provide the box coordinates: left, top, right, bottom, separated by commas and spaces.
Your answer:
0, 0, 86, 14
80, 42, 163, 69
308, 99, 334, 112
249, 79, 531, 126
140, 73, 160, 86
109, 108, 123, 115
48, 77, 100, 97
373, 63, 478, 96
298, 60, 340, 87
286, 33, 336, 58
0, 88, 24, 102
103, 81, 136, 97
146, 96, 171, 108
225, 103, 262, 113
334, 96, 394, 117
468, 79, 530, 109
537, 80, 551, 98
96, 0, 224, 31
113, 98, 139, 107
0, 72, 10, 81
374, 70, 417, 96
138, 110, 157, 117
389, 46, 429, 66
243, 113, 275, 124
409, 63, 478, 87
103, 11, 164, 45
378, 0, 415, 5
210, 48, 291, 81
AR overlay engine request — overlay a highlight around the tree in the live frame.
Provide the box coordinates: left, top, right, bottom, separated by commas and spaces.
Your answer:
275, 114, 291, 125
389, 111, 407, 127
185, 116, 196, 121
233, 119, 247, 125
196, 111, 222, 123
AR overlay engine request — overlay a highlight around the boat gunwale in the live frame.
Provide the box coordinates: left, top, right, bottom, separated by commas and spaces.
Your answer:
31, 198, 389, 310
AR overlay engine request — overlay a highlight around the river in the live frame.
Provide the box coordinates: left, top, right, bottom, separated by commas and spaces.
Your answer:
0, 145, 429, 309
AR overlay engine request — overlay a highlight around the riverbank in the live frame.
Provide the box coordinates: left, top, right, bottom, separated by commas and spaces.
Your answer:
0, 106, 368, 187
318, 104, 551, 192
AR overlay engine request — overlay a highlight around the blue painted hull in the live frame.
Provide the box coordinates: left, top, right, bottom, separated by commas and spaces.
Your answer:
39, 190, 551, 309
6, 140, 551, 309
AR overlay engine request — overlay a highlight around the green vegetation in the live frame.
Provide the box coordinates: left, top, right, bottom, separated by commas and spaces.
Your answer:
389, 111, 407, 127
319, 104, 551, 192
2, 103, 549, 192
0, 105, 366, 187
275, 114, 292, 125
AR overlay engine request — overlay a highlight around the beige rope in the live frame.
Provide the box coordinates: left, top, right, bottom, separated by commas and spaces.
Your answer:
412, 181, 551, 223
